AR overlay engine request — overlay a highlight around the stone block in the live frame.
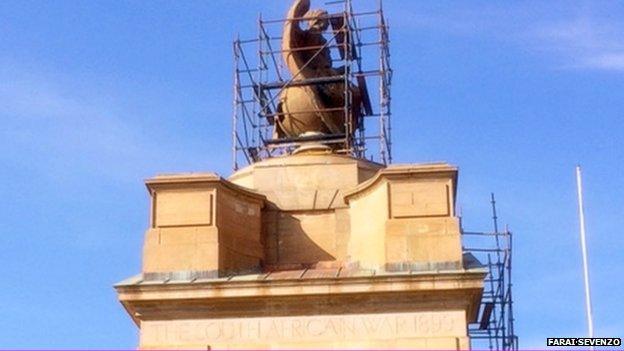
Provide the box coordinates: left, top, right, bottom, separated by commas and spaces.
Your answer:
142, 173, 265, 276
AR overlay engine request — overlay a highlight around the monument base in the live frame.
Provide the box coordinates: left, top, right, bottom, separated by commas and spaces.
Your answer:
116, 153, 486, 349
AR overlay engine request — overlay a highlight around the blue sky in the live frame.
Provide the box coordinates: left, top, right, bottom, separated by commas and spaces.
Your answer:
1, 0, 622, 348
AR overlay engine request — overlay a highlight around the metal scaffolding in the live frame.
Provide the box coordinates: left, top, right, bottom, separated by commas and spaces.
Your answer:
232, 0, 392, 171
462, 194, 519, 350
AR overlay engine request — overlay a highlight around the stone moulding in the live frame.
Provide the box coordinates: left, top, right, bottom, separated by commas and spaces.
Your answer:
116, 268, 487, 327
145, 172, 267, 204
343, 163, 458, 204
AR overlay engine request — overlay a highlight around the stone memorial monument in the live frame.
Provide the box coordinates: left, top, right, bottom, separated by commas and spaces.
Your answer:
116, 1, 487, 349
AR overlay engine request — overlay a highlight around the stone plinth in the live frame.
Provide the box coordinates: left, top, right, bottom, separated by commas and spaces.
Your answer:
116, 153, 485, 349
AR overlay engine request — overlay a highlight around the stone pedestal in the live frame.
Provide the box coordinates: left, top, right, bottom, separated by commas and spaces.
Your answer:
116, 152, 486, 349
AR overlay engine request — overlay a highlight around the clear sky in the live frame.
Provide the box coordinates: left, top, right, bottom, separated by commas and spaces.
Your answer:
1, 0, 622, 348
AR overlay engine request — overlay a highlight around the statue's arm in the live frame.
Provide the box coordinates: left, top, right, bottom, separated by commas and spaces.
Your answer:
283, 0, 311, 78
286, 0, 309, 34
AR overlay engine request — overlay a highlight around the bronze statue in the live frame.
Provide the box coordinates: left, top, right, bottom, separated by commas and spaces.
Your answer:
275, 0, 361, 139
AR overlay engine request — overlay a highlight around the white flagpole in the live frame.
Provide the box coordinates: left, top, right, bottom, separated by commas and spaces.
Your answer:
576, 165, 595, 344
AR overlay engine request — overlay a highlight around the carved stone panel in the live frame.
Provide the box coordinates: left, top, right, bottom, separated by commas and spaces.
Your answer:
154, 189, 214, 227
390, 180, 450, 218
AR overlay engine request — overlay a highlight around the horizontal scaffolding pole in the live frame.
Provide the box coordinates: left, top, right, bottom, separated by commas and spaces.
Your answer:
262, 106, 346, 118
259, 75, 346, 90
462, 231, 511, 236
259, 11, 380, 25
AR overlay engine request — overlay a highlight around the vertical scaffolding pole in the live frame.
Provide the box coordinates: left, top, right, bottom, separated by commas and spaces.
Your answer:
233, 40, 239, 171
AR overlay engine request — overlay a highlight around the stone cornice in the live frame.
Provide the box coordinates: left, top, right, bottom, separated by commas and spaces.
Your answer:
344, 163, 458, 203
116, 269, 485, 326
145, 172, 266, 204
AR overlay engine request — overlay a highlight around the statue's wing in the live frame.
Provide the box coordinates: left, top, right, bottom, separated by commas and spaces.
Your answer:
283, 0, 314, 80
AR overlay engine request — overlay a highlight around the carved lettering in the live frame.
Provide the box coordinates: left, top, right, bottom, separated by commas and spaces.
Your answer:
141, 311, 465, 345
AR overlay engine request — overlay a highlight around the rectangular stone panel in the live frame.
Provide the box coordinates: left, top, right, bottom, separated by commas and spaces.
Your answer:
390, 181, 450, 218
154, 189, 214, 227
